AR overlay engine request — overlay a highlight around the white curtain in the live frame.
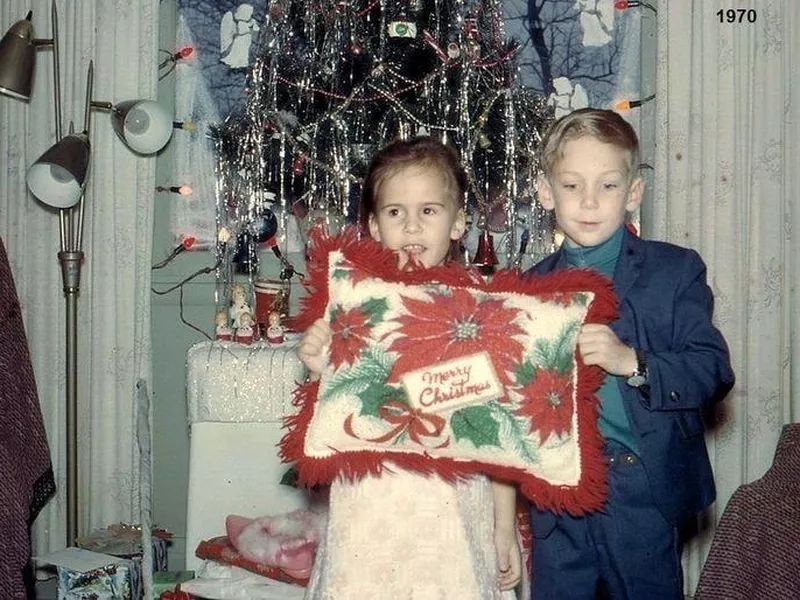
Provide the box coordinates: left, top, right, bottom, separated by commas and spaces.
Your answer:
652, 0, 799, 595
0, 0, 158, 555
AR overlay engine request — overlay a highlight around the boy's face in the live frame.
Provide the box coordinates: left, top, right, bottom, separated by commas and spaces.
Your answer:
368, 166, 466, 268
538, 136, 643, 248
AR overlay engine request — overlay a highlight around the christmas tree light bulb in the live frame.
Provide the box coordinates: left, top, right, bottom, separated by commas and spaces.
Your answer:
155, 185, 193, 195
173, 120, 197, 132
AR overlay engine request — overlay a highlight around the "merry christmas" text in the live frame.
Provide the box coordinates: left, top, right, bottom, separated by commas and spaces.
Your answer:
401, 352, 503, 413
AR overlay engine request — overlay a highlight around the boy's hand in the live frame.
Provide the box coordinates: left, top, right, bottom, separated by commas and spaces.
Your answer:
578, 323, 637, 377
297, 318, 331, 376
494, 526, 522, 591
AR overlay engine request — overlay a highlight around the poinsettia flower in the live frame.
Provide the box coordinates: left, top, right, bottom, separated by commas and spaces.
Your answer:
514, 369, 574, 442
329, 305, 372, 369
537, 290, 575, 307
386, 288, 525, 384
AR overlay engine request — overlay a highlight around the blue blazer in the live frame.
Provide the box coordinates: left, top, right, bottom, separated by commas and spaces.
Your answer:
530, 229, 735, 526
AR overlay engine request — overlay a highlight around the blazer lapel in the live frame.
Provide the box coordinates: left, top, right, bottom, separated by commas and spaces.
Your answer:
532, 247, 564, 275
613, 229, 645, 303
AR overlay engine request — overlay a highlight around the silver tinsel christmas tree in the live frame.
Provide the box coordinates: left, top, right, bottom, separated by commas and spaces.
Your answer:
211, 0, 554, 296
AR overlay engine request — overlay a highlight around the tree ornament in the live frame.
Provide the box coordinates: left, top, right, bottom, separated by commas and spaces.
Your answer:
387, 22, 417, 38
472, 230, 500, 274
447, 42, 461, 59
292, 154, 306, 175
252, 207, 278, 243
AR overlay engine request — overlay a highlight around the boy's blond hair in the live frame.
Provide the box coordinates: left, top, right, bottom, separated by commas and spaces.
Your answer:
539, 108, 641, 180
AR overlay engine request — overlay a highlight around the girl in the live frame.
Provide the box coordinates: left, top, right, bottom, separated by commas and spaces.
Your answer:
298, 137, 521, 598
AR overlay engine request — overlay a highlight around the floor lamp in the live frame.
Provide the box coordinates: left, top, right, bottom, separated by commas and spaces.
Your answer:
0, 1, 172, 547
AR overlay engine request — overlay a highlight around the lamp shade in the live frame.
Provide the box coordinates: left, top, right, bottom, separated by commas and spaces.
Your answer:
27, 133, 91, 208
110, 99, 173, 154
0, 16, 36, 100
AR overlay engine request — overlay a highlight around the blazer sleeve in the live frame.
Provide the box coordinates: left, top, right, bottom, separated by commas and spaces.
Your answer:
640, 249, 735, 412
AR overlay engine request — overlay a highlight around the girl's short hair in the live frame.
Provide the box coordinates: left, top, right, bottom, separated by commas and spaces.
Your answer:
539, 108, 641, 180
359, 136, 467, 229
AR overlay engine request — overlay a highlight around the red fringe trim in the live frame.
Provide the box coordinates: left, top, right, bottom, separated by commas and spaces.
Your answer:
280, 227, 618, 515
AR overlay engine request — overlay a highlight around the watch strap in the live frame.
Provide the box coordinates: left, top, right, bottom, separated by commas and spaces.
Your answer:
626, 348, 648, 388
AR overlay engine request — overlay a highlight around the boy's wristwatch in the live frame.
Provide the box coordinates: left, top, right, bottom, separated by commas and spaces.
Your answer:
626, 348, 648, 388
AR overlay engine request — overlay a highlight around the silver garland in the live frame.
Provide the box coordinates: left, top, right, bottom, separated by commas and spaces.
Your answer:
211, 0, 555, 300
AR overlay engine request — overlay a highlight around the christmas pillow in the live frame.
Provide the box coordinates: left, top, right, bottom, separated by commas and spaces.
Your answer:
281, 228, 617, 514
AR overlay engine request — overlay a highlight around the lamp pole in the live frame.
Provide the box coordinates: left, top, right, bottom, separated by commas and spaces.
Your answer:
44, 0, 83, 548
48, 1, 94, 547
60, 246, 81, 547
60, 59, 93, 548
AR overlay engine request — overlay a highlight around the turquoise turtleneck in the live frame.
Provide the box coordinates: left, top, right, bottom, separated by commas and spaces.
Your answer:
563, 226, 639, 453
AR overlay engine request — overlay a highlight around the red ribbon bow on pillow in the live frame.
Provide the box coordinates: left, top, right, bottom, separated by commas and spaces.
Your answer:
345, 400, 449, 447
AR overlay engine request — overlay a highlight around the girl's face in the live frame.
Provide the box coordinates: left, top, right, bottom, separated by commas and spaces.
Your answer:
368, 166, 466, 268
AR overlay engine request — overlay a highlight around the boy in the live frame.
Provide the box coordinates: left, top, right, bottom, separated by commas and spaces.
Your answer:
528, 108, 735, 599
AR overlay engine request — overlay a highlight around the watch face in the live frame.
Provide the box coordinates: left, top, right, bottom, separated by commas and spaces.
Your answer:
627, 374, 647, 388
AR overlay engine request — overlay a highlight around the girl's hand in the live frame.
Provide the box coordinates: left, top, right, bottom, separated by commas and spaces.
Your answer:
494, 526, 522, 591
297, 318, 331, 376
577, 323, 637, 377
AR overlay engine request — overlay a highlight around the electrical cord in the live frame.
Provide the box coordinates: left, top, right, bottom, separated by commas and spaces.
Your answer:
151, 257, 222, 341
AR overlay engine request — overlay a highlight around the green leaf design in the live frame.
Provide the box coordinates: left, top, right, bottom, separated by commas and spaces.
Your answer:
488, 401, 540, 464
533, 319, 580, 374
279, 466, 299, 487
431, 284, 453, 297
332, 268, 351, 280
321, 345, 393, 401
451, 405, 500, 448
573, 292, 589, 307
361, 297, 389, 325
515, 360, 537, 386
358, 382, 406, 417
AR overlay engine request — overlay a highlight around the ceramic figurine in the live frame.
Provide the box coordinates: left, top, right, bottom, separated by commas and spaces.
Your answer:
235, 311, 255, 344
214, 310, 233, 341
265, 310, 285, 344
229, 283, 253, 329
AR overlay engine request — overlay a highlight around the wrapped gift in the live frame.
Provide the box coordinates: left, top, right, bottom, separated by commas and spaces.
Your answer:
76, 523, 171, 572
38, 547, 140, 599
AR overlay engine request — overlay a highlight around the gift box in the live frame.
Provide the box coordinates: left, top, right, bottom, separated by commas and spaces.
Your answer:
38, 547, 141, 600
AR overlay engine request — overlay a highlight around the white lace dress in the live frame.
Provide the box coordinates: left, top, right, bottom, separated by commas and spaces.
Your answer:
304, 466, 517, 599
